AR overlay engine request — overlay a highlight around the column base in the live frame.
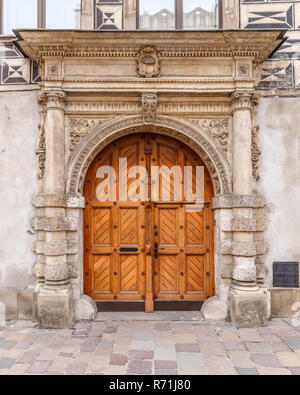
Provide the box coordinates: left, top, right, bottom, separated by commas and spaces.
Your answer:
229, 288, 268, 329
37, 287, 74, 329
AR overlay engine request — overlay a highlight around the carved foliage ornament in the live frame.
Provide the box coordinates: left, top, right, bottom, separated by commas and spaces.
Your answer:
231, 92, 260, 112
137, 47, 161, 78
36, 121, 46, 180
192, 120, 229, 152
69, 119, 101, 151
142, 93, 158, 124
252, 126, 261, 181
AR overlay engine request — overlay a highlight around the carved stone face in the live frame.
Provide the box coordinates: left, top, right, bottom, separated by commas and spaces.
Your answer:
137, 47, 161, 78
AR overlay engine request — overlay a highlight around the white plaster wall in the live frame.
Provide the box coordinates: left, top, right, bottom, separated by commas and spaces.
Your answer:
0, 91, 39, 290
256, 97, 300, 287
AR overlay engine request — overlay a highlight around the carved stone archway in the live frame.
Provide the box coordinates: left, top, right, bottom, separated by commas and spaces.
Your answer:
66, 115, 232, 198
16, 30, 285, 329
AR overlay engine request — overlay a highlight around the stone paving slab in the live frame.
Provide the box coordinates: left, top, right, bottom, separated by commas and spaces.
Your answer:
0, 318, 299, 375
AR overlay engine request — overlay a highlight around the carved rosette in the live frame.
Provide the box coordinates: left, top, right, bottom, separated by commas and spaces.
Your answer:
230, 91, 260, 112
69, 119, 100, 151
252, 126, 261, 181
137, 47, 161, 78
142, 93, 158, 124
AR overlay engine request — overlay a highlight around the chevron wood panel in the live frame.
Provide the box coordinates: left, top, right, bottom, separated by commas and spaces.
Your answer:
120, 208, 138, 245
186, 211, 204, 245
93, 255, 112, 293
186, 255, 205, 293
159, 208, 177, 245
119, 143, 139, 197
94, 150, 112, 201
120, 255, 138, 292
93, 208, 111, 245
159, 255, 178, 292
158, 144, 177, 201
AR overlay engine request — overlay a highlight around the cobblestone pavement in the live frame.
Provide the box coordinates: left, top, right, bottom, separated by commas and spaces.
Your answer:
0, 316, 300, 375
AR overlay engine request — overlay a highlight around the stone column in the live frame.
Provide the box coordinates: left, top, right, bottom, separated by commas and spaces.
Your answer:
35, 91, 74, 329
229, 91, 268, 328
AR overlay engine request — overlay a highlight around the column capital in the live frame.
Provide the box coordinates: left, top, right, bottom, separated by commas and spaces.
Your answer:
230, 91, 260, 112
38, 90, 67, 111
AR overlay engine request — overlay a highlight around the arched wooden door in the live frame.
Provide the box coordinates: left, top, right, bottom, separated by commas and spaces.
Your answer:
83, 133, 215, 312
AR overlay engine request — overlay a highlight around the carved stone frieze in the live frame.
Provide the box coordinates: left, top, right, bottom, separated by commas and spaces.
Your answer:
252, 126, 261, 181
192, 120, 229, 152
69, 119, 101, 151
137, 47, 161, 78
141, 93, 158, 124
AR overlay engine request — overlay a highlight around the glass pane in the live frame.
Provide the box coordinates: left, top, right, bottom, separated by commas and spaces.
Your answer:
139, 0, 175, 30
46, 0, 81, 29
183, 0, 219, 30
2, 0, 37, 35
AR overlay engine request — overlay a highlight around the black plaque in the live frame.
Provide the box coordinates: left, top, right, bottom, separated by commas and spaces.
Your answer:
273, 262, 299, 288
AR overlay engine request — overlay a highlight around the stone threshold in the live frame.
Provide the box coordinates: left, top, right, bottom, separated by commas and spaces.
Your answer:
95, 311, 204, 322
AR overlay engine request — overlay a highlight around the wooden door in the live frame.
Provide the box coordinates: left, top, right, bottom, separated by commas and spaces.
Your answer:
84, 133, 214, 309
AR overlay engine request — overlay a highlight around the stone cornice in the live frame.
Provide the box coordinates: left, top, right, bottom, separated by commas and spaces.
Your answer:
15, 30, 286, 64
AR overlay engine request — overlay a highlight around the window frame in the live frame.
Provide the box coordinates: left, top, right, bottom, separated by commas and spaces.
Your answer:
0, 0, 82, 35
136, 0, 222, 30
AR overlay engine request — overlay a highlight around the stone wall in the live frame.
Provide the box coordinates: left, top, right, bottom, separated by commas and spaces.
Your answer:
0, 91, 39, 290
256, 97, 300, 287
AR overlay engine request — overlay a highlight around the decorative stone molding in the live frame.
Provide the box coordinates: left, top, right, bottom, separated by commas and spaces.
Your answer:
17, 31, 285, 66
31, 216, 77, 232
252, 126, 261, 181
69, 119, 101, 151
142, 93, 158, 124
66, 116, 232, 197
137, 47, 161, 78
213, 194, 267, 209
34, 240, 79, 256
32, 194, 85, 209
230, 91, 260, 112
192, 120, 229, 152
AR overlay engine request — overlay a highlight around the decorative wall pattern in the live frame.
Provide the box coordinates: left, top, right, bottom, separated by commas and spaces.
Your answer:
0, 41, 41, 87
95, 0, 123, 30
241, 0, 300, 94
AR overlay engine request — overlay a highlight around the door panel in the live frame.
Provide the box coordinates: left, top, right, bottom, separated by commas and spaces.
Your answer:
84, 133, 215, 309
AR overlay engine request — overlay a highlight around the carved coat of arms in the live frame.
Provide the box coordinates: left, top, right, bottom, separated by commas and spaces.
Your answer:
137, 47, 161, 78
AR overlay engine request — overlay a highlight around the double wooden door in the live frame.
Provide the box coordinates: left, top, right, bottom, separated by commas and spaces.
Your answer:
84, 133, 214, 312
